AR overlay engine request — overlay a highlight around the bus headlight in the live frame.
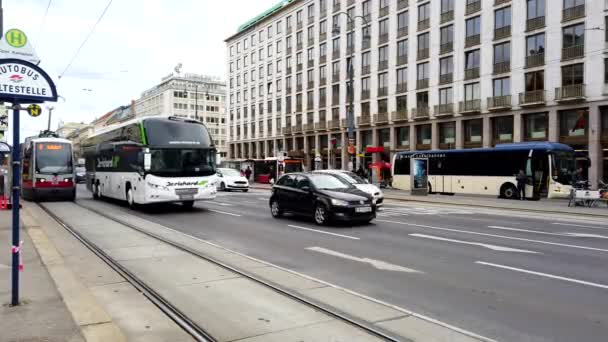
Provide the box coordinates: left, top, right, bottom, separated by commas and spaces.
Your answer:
147, 182, 169, 191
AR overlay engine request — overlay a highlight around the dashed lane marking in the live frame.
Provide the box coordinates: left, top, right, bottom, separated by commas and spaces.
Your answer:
488, 226, 608, 239
410, 233, 540, 254
551, 223, 608, 231
307, 247, 422, 273
288, 224, 360, 240
207, 209, 242, 217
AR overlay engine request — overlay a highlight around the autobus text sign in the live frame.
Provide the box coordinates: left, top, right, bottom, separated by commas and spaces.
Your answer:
0, 59, 58, 103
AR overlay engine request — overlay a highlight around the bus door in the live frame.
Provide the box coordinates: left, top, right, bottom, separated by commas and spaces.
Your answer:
525, 151, 547, 199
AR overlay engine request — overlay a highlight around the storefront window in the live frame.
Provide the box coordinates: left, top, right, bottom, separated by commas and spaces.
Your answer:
362, 130, 373, 147
492, 116, 513, 144
379, 128, 390, 148
331, 134, 342, 148
320, 135, 328, 150
416, 124, 432, 149
560, 109, 587, 138
464, 119, 482, 146
524, 112, 548, 140
397, 126, 410, 149
439, 122, 456, 148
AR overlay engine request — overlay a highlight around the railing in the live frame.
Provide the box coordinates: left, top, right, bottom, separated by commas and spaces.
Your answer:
413, 107, 429, 119
332, 50, 340, 60
396, 82, 407, 93
332, 96, 340, 105
283, 126, 292, 135
439, 73, 453, 85
307, 81, 314, 89
319, 95, 327, 105
329, 120, 341, 129
391, 109, 409, 122
297, 43, 303, 51
304, 123, 315, 132
434, 103, 454, 116
464, 67, 480, 80
525, 53, 544, 68
362, 39, 371, 50
286, 47, 292, 55
417, 48, 429, 60
286, 87, 292, 93
307, 16, 315, 25
320, 77, 327, 86
286, 26, 292, 34
465, 1, 481, 15
398, 0, 409, 11
347, 46, 354, 55
465, 34, 480, 48
292, 125, 302, 133
296, 103, 302, 111
379, 33, 389, 45
308, 38, 314, 47
398, 26, 408, 38
519, 90, 546, 105
361, 89, 370, 100
297, 21, 303, 30
487, 95, 511, 109
562, 45, 584, 61
563, 4, 585, 22
296, 83, 302, 91
374, 112, 389, 123
417, 78, 429, 89
397, 55, 408, 66
495, 0, 510, 5
494, 26, 511, 40
441, 10, 454, 24
556, 84, 585, 101
362, 65, 371, 75
459, 99, 481, 113
357, 114, 371, 126
418, 18, 430, 31
493, 61, 510, 74
315, 121, 327, 130
379, 6, 389, 18
377, 87, 388, 97
526, 16, 545, 31
340, 118, 348, 128
378, 60, 388, 71
440, 42, 453, 55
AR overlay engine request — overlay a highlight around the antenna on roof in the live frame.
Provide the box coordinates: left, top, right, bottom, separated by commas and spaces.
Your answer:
174, 63, 183, 76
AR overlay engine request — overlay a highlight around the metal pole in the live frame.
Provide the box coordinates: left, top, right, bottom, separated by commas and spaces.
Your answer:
11, 104, 20, 306
46, 107, 53, 131
347, 16, 355, 172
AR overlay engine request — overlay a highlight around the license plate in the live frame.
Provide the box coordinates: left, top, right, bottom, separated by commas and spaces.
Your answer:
179, 194, 194, 200
356, 206, 372, 213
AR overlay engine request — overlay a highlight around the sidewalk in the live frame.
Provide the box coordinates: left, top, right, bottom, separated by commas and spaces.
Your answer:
250, 183, 608, 217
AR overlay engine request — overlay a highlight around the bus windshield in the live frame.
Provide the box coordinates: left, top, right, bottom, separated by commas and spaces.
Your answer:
149, 148, 216, 177
35, 143, 73, 174
552, 151, 576, 185
145, 120, 212, 147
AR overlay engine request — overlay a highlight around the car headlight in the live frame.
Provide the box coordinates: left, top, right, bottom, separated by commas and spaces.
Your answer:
331, 198, 349, 206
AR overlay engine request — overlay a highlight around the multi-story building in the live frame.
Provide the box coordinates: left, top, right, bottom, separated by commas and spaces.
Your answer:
226, 0, 608, 186
134, 73, 228, 156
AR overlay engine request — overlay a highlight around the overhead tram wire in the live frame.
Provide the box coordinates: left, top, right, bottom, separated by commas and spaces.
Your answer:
33, 0, 52, 50
58, 0, 113, 80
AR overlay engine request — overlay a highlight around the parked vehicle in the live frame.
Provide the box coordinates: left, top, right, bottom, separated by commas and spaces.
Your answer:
269, 172, 376, 225
216, 168, 249, 192
313, 169, 384, 206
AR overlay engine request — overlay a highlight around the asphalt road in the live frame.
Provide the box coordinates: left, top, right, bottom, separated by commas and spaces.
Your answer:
76, 185, 608, 342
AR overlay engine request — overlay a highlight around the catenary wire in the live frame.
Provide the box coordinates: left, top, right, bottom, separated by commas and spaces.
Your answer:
33, 0, 52, 50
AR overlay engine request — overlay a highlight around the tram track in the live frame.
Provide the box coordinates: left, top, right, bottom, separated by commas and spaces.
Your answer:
40, 201, 402, 342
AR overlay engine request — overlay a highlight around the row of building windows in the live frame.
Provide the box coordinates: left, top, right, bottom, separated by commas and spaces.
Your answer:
172, 103, 223, 113
173, 91, 223, 102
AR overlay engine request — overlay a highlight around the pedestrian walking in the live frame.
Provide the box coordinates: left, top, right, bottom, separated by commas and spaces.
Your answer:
245, 166, 252, 181
516, 169, 527, 200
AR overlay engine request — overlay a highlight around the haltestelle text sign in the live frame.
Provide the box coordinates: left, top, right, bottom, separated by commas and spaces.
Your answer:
0, 59, 57, 103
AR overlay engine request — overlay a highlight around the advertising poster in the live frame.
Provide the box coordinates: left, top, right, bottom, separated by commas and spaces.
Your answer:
411, 158, 428, 194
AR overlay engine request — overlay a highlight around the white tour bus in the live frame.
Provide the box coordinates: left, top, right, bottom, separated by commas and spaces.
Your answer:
83, 117, 218, 208
392, 142, 577, 199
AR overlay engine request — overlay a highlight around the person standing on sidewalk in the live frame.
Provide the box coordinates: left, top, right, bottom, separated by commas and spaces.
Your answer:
245, 166, 252, 182
516, 169, 527, 200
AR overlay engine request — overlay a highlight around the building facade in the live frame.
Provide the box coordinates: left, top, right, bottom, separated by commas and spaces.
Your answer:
226, 0, 608, 186
134, 73, 228, 156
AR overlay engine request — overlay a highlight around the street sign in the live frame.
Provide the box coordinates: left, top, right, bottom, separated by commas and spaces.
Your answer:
27, 104, 41, 117
0, 59, 57, 103
0, 29, 40, 64
5, 29, 27, 48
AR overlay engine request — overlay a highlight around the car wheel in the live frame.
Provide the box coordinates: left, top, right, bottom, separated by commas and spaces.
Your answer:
501, 184, 517, 200
219, 182, 226, 191
243, 189, 249, 192
314, 204, 329, 226
182, 201, 194, 209
270, 199, 283, 218
126, 188, 136, 209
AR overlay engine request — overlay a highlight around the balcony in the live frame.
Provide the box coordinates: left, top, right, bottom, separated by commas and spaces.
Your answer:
434, 103, 454, 116
320, 32, 327, 41
374, 112, 389, 124
439, 73, 453, 85
413, 107, 430, 119
320, 55, 327, 64
379, 33, 389, 45
526, 16, 545, 31
562, 44, 584, 61
465, 1, 481, 15
308, 38, 314, 47
286, 87, 292, 94
397, 55, 408, 66
440, 42, 453, 55
362, 39, 371, 50
417, 78, 429, 89
332, 50, 340, 60
464, 67, 480, 80
329, 120, 341, 130
379, 6, 389, 18
487, 95, 511, 111
441, 10, 454, 24
563, 4, 585, 22
283, 126, 292, 135
392, 110, 408, 122
297, 21, 303, 30
519, 90, 546, 107
308, 59, 314, 68
319, 95, 327, 106
417, 48, 429, 60
525, 53, 544, 68
307, 16, 315, 25
362, 65, 371, 75
304, 123, 315, 132
556, 84, 586, 102
332, 96, 339, 106
493, 61, 510, 74
296, 103, 302, 111
332, 73, 340, 82
398, 26, 408, 38
307, 81, 314, 89
320, 77, 327, 86
378, 60, 388, 71
340, 118, 348, 129
398, 0, 409, 11
361, 89, 370, 100
495, 0, 510, 5
465, 34, 480, 48
315, 121, 327, 131
357, 114, 372, 126
297, 43, 303, 51
396, 82, 407, 94
293, 125, 302, 133
296, 84, 302, 92
494, 26, 511, 40
286, 26, 292, 34
418, 19, 430, 32
378, 87, 388, 97
286, 47, 292, 55
459, 100, 481, 114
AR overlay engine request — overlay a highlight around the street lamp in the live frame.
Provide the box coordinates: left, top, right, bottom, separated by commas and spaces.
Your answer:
332, 12, 370, 171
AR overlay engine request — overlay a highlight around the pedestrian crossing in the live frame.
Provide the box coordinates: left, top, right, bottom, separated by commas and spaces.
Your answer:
378, 206, 473, 217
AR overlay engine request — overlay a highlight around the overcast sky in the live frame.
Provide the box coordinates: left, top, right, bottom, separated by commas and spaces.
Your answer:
4, 0, 277, 141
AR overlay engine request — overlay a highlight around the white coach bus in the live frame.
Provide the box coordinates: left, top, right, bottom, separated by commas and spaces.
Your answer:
83, 117, 218, 208
392, 142, 577, 199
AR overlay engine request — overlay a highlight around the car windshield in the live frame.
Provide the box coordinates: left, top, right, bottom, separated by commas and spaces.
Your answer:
149, 148, 216, 177
220, 168, 240, 177
338, 172, 368, 184
309, 174, 350, 190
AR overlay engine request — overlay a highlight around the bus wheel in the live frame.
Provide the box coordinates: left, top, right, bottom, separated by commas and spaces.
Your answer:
93, 183, 101, 199
501, 184, 517, 200
182, 201, 194, 209
126, 188, 136, 208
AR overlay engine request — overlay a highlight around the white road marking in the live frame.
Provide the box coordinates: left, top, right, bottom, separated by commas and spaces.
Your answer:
307, 246, 422, 273
288, 225, 360, 240
552, 222, 608, 231
488, 226, 608, 239
476, 261, 608, 290
207, 209, 242, 217
208, 201, 232, 206
257, 197, 268, 201
0, 263, 10, 270
376, 219, 608, 253
410, 233, 540, 254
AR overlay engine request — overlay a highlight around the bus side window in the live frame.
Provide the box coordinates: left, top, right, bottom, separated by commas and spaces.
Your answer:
526, 158, 533, 178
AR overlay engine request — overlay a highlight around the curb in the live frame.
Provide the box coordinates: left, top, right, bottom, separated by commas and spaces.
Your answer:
21, 204, 127, 342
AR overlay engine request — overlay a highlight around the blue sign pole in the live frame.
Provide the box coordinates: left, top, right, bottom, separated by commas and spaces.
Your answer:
10, 104, 20, 306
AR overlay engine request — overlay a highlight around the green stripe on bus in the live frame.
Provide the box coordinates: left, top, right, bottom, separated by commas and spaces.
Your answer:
140, 122, 147, 145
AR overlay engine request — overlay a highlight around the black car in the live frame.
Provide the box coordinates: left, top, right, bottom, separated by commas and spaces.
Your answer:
75, 166, 86, 184
269, 172, 376, 225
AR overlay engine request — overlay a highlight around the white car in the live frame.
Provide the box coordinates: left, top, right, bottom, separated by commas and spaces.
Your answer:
216, 168, 249, 192
313, 169, 384, 206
